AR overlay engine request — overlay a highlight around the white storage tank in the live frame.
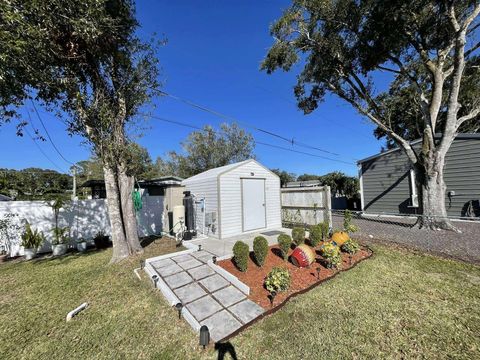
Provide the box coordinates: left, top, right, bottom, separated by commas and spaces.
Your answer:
181, 159, 281, 239
172, 205, 185, 234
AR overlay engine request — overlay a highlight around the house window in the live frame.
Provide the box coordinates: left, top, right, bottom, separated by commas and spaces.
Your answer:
409, 169, 419, 208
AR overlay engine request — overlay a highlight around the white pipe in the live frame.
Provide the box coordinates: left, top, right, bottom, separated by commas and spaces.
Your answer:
133, 267, 142, 280
66, 302, 88, 321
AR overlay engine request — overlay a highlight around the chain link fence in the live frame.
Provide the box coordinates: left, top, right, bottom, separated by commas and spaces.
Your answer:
330, 209, 480, 264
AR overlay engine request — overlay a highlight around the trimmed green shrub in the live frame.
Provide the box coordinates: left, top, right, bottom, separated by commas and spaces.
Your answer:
233, 241, 249, 272
320, 242, 342, 268
309, 224, 324, 247
341, 239, 360, 254
253, 236, 269, 267
277, 234, 292, 260
264, 267, 291, 293
291, 227, 305, 245
319, 221, 330, 240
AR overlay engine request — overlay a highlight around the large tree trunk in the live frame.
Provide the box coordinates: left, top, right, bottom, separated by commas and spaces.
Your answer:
417, 152, 458, 231
118, 165, 143, 254
103, 164, 131, 263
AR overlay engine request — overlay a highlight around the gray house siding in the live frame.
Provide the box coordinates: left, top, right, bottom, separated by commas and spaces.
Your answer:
359, 135, 480, 218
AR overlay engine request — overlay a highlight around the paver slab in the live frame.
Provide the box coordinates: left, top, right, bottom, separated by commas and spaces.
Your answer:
171, 254, 195, 263
174, 283, 207, 304
195, 253, 215, 263
164, 271, 193, 289
201, 310, 242, 342
228, 299, 264, 324
199, 274, 230, 293
156, 263, 183, 277
186, 295, 222, 321
150, 258, 175, 269
177, 258, 203, 270
188, 264, 215, 280
212, 286, 246, 308
190, 250, 212, 260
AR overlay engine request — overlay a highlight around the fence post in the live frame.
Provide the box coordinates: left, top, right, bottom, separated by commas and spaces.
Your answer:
324, 186, 332, 230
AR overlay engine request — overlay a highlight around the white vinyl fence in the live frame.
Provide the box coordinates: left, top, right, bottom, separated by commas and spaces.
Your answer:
0, 196, 165, 257
281, 186, 332, 227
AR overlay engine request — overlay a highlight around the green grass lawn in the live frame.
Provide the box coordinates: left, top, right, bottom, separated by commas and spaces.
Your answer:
1, 242, 479, 359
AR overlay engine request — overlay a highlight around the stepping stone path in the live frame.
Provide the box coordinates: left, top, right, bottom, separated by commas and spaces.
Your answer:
149, 250, 264, 342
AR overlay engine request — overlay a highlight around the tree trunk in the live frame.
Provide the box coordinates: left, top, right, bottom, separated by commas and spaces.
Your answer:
118, 165, 143, 254
417, 155, 458, 231
103, 164, 131, 263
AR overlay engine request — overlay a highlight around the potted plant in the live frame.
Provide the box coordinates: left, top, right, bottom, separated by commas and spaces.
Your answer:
76, 238, 88, 253
52, 226, 70, 256
50, 197, 70, 256
21, 223, 45, 260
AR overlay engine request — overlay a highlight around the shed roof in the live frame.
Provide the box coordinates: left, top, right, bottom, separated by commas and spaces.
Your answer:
357, 133, 480, 164
182, 159, 280, 185
182, 160, 252, 184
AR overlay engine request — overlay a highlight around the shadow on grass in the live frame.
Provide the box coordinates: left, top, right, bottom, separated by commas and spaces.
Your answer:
215, 342, 238, 360
140, 235, 160, 248
31, 248, 105, 266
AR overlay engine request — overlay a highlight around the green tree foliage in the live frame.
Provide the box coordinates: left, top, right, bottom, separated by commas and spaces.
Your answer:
374, 59, 480, 149
297, 171, 359, 198
160, 123, 255, 178
271, 168, 296, 187
262, 0, 480, 230
0, 168, 71, 200
1, 0, 161, 262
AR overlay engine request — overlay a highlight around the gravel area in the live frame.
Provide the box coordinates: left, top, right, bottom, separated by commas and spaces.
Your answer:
332, 213, 480, 264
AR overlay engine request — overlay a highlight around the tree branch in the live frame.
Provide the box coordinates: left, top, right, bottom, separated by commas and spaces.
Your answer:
457, 106, 480, 125
328, 83, 419, 164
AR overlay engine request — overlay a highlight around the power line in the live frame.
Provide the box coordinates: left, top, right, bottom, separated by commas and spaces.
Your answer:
23, 121, 67, 174
151, 88, 341, 156
141, 113, 356, 166
30, 101, 76, 167
256, 141, 355, 166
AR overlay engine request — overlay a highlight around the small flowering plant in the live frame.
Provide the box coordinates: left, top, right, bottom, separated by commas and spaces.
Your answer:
320, 242, 342, 268
341, 239, 360, 255
264, 267, 291, 293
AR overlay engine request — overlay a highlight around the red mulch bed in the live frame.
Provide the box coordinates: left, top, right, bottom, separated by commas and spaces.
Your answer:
218, 243, 372, 310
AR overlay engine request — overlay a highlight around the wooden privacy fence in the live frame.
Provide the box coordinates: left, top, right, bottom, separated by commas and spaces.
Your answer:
281, 186, 332, 228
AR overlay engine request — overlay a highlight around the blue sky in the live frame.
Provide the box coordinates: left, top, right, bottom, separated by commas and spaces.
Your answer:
0, 0, 387, 177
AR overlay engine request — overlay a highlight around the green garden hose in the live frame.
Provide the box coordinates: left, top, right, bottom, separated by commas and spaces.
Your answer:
133, 188, 142, 212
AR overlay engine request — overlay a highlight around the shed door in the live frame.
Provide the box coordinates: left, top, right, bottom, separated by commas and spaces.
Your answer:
242, 178, 266, 231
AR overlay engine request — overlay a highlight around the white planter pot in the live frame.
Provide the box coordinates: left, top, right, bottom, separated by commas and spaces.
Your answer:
52, 244, 67, 256
24, 248, 37, 260
76, 242, 87, 252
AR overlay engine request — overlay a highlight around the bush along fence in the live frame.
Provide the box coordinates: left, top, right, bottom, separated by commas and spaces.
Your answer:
330, 209, 480, 264
281, 185, 332, 230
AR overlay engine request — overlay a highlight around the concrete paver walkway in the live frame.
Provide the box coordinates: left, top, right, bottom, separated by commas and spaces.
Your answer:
146, 248, 264, 342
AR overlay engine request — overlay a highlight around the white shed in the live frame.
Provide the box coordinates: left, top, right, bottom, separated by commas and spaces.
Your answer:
182, 159, 281, 239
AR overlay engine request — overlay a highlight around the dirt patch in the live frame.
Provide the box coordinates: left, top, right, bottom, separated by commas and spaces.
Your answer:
218, 244, 372, 309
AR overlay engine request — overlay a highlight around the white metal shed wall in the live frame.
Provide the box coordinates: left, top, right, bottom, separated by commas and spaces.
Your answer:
182, 177, 220, 238
219, 161, 281, 238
